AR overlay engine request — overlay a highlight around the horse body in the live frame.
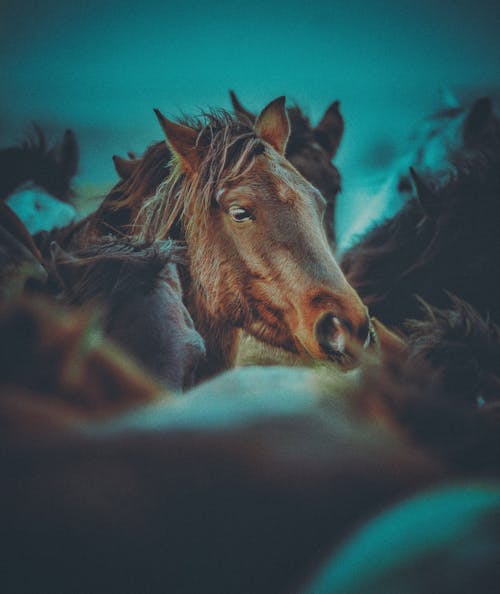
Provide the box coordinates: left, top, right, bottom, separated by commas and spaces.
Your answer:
342, 99, 500, 329
339, 97, 499, 251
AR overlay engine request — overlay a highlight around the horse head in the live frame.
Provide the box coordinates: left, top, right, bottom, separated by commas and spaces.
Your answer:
141, 98, 369, 373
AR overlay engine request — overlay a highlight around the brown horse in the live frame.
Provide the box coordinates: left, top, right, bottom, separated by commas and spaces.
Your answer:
43, 98, 369, 380
133, 98, 369, 378
229, 91, 344, 248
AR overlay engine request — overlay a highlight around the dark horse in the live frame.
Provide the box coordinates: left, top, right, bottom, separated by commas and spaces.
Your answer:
49, 239, 205, 390
44, 98, 369, 379
229, 90, 344, 248
342, 100, 500, 330
0, 126, 79, 201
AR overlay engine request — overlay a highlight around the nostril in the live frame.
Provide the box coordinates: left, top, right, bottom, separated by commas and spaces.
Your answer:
315, 313, 345, 357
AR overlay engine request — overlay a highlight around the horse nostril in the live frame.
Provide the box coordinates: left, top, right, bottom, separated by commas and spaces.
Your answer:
315, 313, 345, 357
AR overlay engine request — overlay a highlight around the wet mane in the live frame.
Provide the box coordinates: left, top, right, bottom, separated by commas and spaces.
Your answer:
53, 238, 187, 304
134, 110, 263, 241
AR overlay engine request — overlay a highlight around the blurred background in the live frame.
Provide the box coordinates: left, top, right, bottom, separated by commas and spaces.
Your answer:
1, 0, 499, 242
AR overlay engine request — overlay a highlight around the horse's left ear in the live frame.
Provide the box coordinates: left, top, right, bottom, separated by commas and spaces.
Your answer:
254, 96, 290, 155
463, 97, 495, 147
314, 100, 344, 159
112, 155, 140, 180
58, 129, 79, 180
154, 109, 201, 174
410, 167, 440, 219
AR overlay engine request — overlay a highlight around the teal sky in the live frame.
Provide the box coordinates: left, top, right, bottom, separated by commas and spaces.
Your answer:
1, 0, 499, 193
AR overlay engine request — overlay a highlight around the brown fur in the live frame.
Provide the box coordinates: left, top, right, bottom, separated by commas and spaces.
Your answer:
132, 103, 367, 378
0, 297, 162, 421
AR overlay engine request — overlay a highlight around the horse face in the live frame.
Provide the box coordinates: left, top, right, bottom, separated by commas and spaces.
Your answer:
156, 97, 369, 366
110, 262, 206, 391
212, 148, 369, 365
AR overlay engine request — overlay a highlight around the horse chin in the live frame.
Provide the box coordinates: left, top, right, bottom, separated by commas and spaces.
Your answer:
245, 319, 299, 354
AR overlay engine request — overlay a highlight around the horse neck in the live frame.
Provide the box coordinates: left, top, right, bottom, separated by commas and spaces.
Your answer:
0, 148, 43, 200
180, 268, 240, 381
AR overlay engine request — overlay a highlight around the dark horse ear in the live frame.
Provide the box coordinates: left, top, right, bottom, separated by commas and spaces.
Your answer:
49, 241, 79, 291
112, 155, 140, 180
229, 90, 256, 123
314, 100, 344, 159
154, 109, 201, 174
254, 96, 290, 155
58, 129, 79, 180
463, 97, 495, 147
410, 167, 439, 219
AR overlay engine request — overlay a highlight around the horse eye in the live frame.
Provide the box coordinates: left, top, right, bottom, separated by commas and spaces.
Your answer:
228, 205, 253, 222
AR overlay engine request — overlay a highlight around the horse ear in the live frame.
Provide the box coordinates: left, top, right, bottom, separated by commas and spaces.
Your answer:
112, 155, 139, 180
463, 97, 495, 147
254, 96, 290, 155
154, 109, 201, 173
58, 130, 79, 180
410, 167, 439, 219
229, 90, 256, 123
49, 241, 78, 290
314, 100, 344, 159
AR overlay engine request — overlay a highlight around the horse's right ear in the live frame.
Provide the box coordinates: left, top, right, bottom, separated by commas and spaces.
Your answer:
314, 100, 344, 159
112, 155, 139, 180
229, 90, 255, 123
410, 167, 440, 219
154, 109, 201, 174
255, 96, 290, 155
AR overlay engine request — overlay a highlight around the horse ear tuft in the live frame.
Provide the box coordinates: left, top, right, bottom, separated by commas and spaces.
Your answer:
314, 100, 344, 159
154, 109, 201, 173
410, 167, 439, 219
254, 96, 290, 155
229, 90, 255, 123
112, 155, 139, 180
463, 97, 494, 147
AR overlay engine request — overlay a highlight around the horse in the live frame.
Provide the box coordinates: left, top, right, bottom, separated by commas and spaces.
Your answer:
2, 126, 79, 233
229, 90, 344, 248
0, 296, 161, 424
0, 356, 440, 594
41, 98, 371, 380
406, 296, 500, 413
0, 126, 78, 202
49, 238, 205, 390
341, 133, 500, 330
339, 96, 499, 251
